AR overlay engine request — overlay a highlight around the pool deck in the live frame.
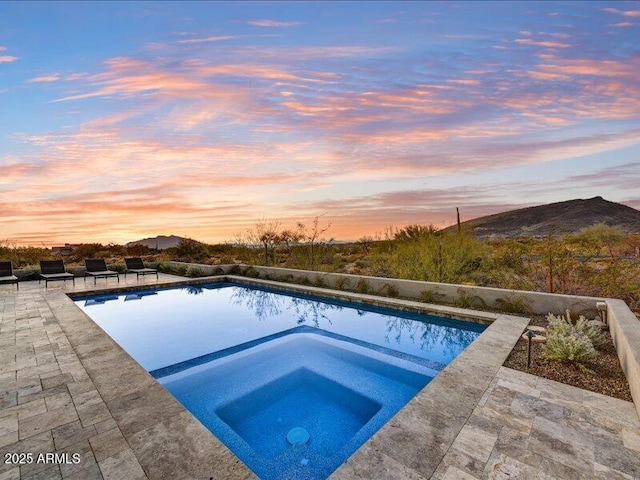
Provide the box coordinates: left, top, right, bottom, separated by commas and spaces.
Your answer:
1, 276, 639, 479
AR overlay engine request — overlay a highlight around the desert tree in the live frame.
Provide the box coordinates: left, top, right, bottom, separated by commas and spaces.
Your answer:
255, 219, 282, 266
296, 215, 332, 271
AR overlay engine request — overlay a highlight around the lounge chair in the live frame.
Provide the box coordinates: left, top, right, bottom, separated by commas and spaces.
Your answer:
85, 258, 119, 284
124, 257, 158, 279
40, 260, 75, 287
0, 261, 19, 290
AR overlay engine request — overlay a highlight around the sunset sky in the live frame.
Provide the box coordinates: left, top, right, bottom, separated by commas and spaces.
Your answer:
1, 1, 639, 246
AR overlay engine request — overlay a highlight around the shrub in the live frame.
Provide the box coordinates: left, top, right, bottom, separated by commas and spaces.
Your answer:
494, 295, 532, 314
21, 266, 41, 280
212, 267, 225, 275
313, 276, 326, 288
456, 289, 487, 309
158, 263, 188, 276
244, 266, 260, 278
275, 274, 294, 283
379, 283, 399, 298
335, 277, 351, 291
185, 266, 206, 278
356, 279, 370, 294
297, 276, 311, 286
547, 310, 606, 349
109, 264, 126, 274
544, 329, 597, 363
419, 289, 444, 304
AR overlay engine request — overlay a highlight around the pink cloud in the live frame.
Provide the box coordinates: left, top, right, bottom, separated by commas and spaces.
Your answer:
521, 70, 571, 81
28, 74, 60, 83
177, 35, 236, 45
53, 58, 240, 103
537, 55, 639, 77
515, 38, 570, 48
604, 8, 640, 17
0, 55, 18, 63
247, 19, 302, 28
199, 64, 333, 84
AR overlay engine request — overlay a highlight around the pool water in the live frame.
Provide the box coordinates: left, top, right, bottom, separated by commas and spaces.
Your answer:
75, 282, 485, 479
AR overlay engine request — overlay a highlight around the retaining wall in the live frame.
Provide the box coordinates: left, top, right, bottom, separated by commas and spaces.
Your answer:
169, 263, 604, 316
165, 262, 640, 418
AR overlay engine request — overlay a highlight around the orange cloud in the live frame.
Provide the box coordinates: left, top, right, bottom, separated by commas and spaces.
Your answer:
537, 54, 640, 77
28, 74, 60, 83
609, 22, 634, 27
604, 8, 640, 17
248, 20, 302, 27
515, 38, 570, 48
199, 64, 333, 84
521, 70, 571, 81
177, 35, 236, 45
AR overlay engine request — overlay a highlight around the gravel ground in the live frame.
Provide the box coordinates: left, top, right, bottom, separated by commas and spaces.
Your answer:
503, 315, 633, 402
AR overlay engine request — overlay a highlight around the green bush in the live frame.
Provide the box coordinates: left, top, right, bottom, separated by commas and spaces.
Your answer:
227, 264, 241, 275
543, 310, 605, 364
547, 310, 606, 348
109, 264, 126, 274
185, 266, 207, 278
158, 263, 188, 276
544, 329, 597, 363
379, 283, 399, 298
356, 279, 370, 294
456, 289, 486, 309
419, 289, 444, 303
244, 266, 260, 278
22, 266, 41, 280
494, 295, 532, 314
335, 277, 351, 291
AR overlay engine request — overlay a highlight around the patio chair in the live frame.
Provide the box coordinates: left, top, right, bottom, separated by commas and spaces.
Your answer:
84, 258, 119, 284
40, 260, 75, 288
0, 261, 19, 290
124, 257, 158, 279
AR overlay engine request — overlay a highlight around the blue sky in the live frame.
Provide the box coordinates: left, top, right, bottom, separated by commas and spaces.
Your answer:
1, 1, 639, 245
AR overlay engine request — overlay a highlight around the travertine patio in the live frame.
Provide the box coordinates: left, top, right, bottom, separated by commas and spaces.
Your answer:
1, 276, 639, 479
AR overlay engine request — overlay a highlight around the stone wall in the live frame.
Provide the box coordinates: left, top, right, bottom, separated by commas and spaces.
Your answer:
174, 263, 603, 316
165, 262, 640, 418
607, 299, 640, 417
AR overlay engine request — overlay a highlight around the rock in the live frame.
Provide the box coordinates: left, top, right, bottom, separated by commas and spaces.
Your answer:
527, 325, 547, 334
522, 331, 547, 343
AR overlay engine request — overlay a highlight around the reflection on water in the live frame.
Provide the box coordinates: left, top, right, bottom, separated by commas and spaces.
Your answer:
76, 282, 485, 371
84, 295, 119, 307
385, 317, 479, 359
230, 286, 341, 327
124, 292, 158, 302
185, 286, 205, 295
227, 285, 483, 360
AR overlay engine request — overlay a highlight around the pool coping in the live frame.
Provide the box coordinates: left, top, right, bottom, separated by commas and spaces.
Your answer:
50, 275, 529, 479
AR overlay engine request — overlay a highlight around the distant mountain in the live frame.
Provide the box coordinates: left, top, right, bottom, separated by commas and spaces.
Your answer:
126, 235, 186, 250
454, 197, 640, 238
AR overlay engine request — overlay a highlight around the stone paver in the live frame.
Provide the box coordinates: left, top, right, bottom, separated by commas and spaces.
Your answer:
1, 276, 640, 479
431, 367, 640, 479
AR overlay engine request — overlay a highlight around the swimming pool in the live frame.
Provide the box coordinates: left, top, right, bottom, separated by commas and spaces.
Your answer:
75, 281, 486, 479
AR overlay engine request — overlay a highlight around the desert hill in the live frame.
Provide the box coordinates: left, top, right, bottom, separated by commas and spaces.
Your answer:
454, 197, 640, 238
125, 235, 186, 250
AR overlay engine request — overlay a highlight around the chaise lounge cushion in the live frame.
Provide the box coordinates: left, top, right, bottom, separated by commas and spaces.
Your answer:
124, 257, 158, 276
84, 259, 119, 279
40, 260, 74, 284
0, 261, 18, 287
